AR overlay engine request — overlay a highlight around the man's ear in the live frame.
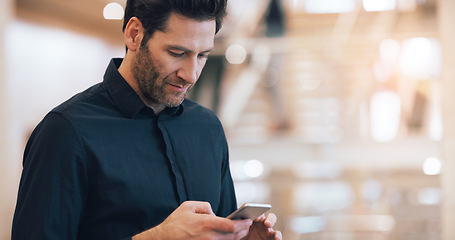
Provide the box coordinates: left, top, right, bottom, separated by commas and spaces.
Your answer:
124, 17, 144, 52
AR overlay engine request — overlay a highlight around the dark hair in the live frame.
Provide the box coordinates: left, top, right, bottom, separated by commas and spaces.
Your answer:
123, 0, 227, 48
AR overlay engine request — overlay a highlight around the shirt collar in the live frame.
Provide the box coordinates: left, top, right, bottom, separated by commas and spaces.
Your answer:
103, 58, 183, 118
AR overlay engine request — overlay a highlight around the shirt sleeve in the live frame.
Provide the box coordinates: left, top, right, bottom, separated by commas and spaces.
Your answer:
12, 112, 88, 240
215, 138, 238, 217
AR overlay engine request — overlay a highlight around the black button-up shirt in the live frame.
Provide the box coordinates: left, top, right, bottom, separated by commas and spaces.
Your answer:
12, 58, 237, 240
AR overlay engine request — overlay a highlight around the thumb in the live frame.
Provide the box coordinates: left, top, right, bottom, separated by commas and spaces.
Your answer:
185, 201, 215, 216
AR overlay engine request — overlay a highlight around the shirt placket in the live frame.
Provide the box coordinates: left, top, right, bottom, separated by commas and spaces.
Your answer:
157, 120, 188, 204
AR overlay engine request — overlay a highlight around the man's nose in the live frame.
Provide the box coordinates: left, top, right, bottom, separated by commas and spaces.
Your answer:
177, 58, 198, 84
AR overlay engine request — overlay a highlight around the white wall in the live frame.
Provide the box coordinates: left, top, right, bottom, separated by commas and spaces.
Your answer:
1, 18, 124, 239
0, 0, 15, 238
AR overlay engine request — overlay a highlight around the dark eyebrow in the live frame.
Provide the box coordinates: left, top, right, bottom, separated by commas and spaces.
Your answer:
167, 45, 214, 54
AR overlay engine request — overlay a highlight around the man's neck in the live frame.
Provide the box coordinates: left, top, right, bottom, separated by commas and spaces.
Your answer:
118, 56, 165, 115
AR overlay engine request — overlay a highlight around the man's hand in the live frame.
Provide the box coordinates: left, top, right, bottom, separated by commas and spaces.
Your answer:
133, 201, 253, 240
242, 213, 282, 240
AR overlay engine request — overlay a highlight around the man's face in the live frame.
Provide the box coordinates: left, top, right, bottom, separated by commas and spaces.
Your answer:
133, 13, 216, 111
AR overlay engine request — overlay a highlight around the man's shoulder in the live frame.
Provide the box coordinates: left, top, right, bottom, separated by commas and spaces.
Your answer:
51, 82, 109, 117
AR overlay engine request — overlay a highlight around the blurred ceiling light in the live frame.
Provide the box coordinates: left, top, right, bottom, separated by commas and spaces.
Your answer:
363, 0, 396, 11
423, 157, 442, 175
305, 0, 355, 13
400, 37, 441, 79
379, 39, 400, 63
103, 3, 124, 20
230, 160, 248, 181
226, 44, 247, 64
244, 159, 264, 178
418, 187, 441, 205
429, 109, 443, 141
370, 91, 401, 142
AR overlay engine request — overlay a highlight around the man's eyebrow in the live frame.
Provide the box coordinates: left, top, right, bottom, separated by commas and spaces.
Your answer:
166, 45, 214, 53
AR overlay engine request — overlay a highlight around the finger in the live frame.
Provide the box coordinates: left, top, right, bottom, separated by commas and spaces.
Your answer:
274, 230, 282, 240
184, 201, 215, 216
236, 228, 250, 239
254, 214, 266, 222
229, 218, 253, 233
213, 218, 252, 233
264, 213, 277, 228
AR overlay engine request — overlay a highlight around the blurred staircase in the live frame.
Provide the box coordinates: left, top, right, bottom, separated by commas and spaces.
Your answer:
220, 0, 438, 144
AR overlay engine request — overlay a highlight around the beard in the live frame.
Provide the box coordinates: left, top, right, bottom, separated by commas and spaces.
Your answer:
133, 44, 189, 108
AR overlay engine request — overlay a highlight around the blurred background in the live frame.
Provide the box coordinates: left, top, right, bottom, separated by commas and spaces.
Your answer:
1, 0, 455, 239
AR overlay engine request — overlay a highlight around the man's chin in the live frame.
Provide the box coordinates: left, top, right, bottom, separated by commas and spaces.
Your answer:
164, 97, 185, 108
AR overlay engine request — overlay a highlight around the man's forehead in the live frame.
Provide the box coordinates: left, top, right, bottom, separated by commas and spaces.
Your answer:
151, 13, 216, 52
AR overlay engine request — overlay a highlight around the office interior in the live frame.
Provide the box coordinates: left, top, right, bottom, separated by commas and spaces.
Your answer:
1, 0, 455, 239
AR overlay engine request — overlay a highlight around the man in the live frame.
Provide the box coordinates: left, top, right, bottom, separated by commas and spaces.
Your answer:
12, 0, 282, 239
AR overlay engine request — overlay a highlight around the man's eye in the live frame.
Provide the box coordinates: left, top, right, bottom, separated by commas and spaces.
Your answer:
169, 51, 184, 57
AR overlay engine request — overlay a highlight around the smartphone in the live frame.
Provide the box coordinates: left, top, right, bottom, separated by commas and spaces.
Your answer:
226, 202, 272, 220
